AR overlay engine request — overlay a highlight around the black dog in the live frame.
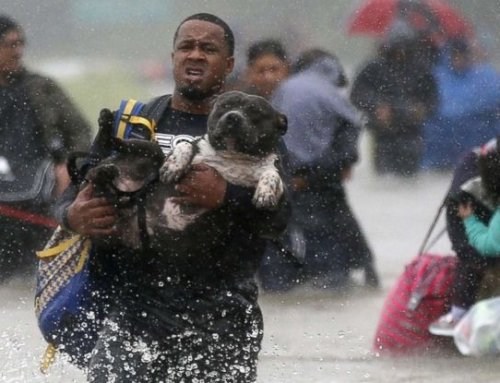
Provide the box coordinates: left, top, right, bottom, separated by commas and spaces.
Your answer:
83, 91, 287, 251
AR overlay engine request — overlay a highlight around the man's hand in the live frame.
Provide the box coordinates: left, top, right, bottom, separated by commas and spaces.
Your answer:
458, 201, 474, 219
66, 183, 117, 236
172, 163, 226, 210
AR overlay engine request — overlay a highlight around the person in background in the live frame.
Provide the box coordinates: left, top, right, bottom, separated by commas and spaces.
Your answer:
350, 28, 438, 177
269, 48, 379, 291
421, 38, 500, 170
237, 38, 296, 292
55, 13, 288, 382
429, 138, 500, 336
0, 14, 92, 282
243, 38, 290, 100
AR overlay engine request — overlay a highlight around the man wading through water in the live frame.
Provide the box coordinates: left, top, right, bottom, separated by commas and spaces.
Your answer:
55, 13, 289, 382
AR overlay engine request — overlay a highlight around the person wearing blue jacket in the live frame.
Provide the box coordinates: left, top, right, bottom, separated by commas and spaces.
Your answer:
422, 38, 500, 170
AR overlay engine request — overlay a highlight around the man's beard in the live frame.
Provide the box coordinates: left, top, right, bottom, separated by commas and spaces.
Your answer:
178, 83, 221, 101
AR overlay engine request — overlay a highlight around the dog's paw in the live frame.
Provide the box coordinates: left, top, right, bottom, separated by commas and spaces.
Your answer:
253, 170, 284, 209
159, 158, 184, 184
159, 142, 195, 183
253, 189, 279, 209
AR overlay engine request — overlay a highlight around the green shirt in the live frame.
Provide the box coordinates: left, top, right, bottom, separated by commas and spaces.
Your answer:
464, 209, 500, 257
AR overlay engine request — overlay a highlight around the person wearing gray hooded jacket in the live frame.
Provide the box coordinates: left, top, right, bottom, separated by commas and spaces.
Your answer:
268, 49, 379, 289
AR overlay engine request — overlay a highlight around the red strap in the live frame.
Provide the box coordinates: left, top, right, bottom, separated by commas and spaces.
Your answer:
0, 203, 58, 228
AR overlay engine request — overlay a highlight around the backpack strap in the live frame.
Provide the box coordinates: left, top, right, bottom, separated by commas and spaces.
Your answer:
140, 95, 171, 123
114, 99, 157, 140
112, 95, 171, 141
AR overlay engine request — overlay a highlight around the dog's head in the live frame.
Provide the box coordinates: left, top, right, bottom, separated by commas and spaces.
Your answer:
86, 138, 165, 203
207, 91, 287, 156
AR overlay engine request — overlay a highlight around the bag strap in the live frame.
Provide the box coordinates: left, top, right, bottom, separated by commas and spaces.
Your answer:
0, 203, 58, 228
417, 195, 448, 256
40, 343, 57, 374
36, 234, 82, 259
141, 95, 171, 123
114, 99, 157, 140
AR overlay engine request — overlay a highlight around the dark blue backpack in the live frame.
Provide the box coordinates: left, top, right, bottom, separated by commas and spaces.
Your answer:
34, 98, 167, 372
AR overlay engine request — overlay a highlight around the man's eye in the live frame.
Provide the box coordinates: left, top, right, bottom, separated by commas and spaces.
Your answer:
177, 44, 191, 51
203, 46, 218, 53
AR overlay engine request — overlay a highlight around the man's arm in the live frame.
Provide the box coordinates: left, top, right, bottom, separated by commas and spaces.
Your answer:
173, 161, 290, 239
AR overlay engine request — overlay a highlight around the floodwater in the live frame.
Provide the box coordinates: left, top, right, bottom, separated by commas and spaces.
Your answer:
2, 135, 500, 382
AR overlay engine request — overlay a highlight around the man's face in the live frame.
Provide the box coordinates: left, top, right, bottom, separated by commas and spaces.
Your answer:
0, 29, 24, 76
172, 20, 234, 100
246, 54, 289, 99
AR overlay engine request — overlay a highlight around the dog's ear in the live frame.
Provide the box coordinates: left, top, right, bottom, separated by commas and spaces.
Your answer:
97, 108, 116, 152
278, 113, 288, 135
88, 108, 116, 162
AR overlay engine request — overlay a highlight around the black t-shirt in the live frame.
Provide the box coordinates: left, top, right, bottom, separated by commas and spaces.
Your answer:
100, 103, 266, 339
155, 106, 207, 154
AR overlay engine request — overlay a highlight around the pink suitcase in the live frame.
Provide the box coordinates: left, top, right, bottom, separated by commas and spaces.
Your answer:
373, 253, 457, 354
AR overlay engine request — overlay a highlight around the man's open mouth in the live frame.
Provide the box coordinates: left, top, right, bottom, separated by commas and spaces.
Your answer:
185, 67, 204, 81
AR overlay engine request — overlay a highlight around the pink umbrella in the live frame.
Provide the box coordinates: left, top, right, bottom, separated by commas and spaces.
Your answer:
347, 0, 473, 40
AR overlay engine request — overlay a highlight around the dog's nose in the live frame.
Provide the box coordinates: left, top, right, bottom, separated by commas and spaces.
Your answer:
222, 111, 243, 127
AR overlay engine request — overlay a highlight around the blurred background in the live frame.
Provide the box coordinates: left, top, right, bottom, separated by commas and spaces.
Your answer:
1, 0, 498, 130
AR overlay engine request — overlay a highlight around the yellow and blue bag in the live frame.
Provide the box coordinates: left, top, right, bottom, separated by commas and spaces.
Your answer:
35, 227, 101, 371
34, 99, 162, 372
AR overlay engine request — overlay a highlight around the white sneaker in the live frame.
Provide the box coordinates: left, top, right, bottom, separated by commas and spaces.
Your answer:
429, 312, 461, 337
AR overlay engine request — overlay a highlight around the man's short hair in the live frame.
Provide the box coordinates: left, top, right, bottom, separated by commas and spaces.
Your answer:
0, 14, 21, 39
247, 39, 288, 65
173, 13, 234, 56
